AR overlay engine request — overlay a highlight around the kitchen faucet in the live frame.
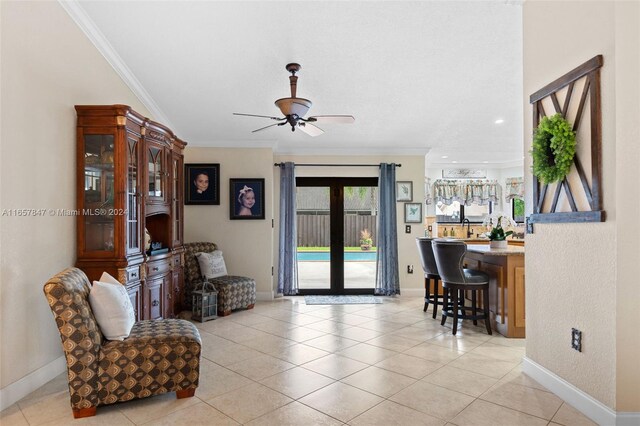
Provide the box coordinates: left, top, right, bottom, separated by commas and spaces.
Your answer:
462, 218, 473, 238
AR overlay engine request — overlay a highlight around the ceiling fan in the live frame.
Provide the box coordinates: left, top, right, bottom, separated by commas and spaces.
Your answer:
233, 63, 355, 137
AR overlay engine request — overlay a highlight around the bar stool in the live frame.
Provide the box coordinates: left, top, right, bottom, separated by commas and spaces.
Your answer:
415, 237, 444, 319
432, 239, 492, 335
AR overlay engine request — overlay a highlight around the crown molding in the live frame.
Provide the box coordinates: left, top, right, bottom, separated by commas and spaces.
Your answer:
427, 159, 524, 169
58, 0, 174, 129
274, 146, 430, 156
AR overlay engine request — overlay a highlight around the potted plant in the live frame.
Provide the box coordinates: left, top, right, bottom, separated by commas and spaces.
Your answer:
360, 229, 373, 251
482, 212, 517, 249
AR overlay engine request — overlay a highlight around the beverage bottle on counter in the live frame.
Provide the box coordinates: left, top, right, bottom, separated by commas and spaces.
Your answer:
443, 228, 448, 237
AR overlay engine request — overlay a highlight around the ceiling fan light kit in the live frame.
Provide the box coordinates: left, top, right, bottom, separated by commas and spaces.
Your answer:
234, 63, 354, 136
274, 98, 312, 118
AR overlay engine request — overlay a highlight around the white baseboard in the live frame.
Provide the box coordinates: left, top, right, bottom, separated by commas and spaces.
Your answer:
399, 288, 424, 298
522, 357, 640, 426
0, 355, 66, 411
256, 291, 274, 301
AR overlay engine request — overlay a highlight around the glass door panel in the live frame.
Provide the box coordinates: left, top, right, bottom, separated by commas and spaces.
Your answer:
296, 178, 377, 294
83, 134, 115, 252
147, 145, 164, 199
126, 137, 140, 254
172, 154, 183, 245
296, 186, 331, 290
343, 186, 377, 290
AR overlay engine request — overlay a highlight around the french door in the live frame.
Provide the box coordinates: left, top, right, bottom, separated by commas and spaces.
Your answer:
296, 177, 378, 295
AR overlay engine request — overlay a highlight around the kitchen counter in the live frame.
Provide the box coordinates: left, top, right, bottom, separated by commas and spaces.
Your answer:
464, 246, 525, 338
435, 238, 525, 246
466, 244, 524, 256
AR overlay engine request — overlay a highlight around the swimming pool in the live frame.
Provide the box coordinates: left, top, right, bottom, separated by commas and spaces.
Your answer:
297, 251, 378, 261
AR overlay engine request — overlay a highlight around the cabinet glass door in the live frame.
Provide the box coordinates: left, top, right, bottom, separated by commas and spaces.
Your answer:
126, 137, 141, 254
147, 145, 165, 200
171, 154, 183, 245
83, 134, 115, 252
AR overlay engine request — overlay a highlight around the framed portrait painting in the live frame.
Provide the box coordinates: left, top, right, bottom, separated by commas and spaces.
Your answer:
404, 202, 422, 223
185, 163, 220, 205
396, 181, 413, 201
230, 178, 265, 220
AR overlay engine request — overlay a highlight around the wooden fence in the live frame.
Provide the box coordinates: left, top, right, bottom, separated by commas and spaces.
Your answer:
297, 215, 377, 247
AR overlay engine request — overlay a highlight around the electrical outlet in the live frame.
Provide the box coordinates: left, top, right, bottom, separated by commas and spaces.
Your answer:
571, 328, 582, 352
405, 225, 411, 233
407, 265, 413, 274
427, 225, 432, 232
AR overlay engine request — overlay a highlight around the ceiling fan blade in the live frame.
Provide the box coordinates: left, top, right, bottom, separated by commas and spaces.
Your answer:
252, 123, 284, 133
298, 122, 324, 137
233, 113, 285, 121
307, 115, 355, 124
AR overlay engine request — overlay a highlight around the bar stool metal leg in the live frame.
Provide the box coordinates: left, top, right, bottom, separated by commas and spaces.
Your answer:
423, 277, 429, 312
472, 291, 478, 326
440, 287, 449, 327
432, 277, 439, 319
452, 287, 460, 335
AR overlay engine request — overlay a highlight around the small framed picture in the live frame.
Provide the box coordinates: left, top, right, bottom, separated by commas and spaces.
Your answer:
396, 181, 413, 201
185, 163, 220, 205
404, 202, 422, 223
230, 178, 265, 220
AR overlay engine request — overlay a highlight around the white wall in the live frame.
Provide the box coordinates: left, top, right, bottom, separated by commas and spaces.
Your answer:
0, 1, 152, 408
183, 148, 275, 300
613, 0, 640, 413
523, 0, 639, 412
275, 155, 426, 296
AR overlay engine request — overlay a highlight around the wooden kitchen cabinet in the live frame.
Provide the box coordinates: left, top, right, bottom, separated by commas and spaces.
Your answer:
75, 105, 187, 320
464, 245, 525, 338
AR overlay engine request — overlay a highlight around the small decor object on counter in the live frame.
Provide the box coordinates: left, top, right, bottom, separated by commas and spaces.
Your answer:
490, 240, 508, 249
531, 113, 576, 184
192, 282, 217, 322
482, 212, 516, 249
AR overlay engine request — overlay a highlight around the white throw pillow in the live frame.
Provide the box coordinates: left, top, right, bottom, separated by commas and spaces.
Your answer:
196, 251, 227, 279
89, 272, 135, 341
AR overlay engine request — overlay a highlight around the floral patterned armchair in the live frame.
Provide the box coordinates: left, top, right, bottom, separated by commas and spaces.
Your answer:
43, 268, 201, 418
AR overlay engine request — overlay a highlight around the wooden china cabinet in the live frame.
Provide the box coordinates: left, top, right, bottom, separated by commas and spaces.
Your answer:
75, 105, 186, 320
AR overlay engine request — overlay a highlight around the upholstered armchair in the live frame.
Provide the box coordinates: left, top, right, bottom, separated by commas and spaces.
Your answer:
43, 268, 201, 418
183, 242, 257, 316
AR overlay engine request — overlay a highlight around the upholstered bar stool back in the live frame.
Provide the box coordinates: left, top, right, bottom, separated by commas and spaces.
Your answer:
415, 237, 444, 318
432, 240, 492, 335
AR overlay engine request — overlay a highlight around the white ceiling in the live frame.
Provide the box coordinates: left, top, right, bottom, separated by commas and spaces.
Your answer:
67, 1, 524, 166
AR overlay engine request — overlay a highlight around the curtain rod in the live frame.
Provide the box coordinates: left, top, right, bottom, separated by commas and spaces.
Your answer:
274, 163, 401, 167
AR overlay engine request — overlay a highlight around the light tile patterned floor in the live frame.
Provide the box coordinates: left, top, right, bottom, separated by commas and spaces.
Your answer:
1, 296, 597, 425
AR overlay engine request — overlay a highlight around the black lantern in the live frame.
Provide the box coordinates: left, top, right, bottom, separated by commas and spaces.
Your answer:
192, 282, 217, 322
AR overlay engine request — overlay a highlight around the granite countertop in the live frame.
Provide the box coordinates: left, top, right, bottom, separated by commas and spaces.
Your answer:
466, 244, 525, 256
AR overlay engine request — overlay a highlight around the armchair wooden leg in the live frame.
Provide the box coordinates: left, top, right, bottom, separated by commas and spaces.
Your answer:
176, 388, 195, 399
73, 407, 96, 418
218, 309, 232, 316
246, 304, 255, 310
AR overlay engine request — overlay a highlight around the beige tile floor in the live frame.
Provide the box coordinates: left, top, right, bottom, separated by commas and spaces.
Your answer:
1, 296, 597, 426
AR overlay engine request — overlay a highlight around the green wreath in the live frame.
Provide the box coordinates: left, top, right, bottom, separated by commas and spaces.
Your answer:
531, 113, 576, 184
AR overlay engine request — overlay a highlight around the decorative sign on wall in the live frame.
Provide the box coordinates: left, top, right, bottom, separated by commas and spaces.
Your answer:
442, 169, 487, 179
528, 54, 605, 232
